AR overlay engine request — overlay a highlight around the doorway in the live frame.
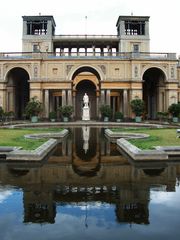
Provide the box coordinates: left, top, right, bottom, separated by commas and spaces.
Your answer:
76, 80, 96, 120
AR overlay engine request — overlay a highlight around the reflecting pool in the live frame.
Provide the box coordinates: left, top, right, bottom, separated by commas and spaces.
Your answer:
0, 127, 180, 240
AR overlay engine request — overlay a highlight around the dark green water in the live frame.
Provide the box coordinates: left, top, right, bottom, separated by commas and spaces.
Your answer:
0, 127, 180, 240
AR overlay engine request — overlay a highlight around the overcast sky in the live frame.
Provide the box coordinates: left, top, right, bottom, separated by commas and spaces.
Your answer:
0, 0, 180, 55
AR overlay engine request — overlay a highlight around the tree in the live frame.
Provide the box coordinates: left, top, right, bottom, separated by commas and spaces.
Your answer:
168, 103, 180, 117
58, 105, 73, 118
99, 105, 112, 118
130, 99, 145, 117
25, 97, 43, 118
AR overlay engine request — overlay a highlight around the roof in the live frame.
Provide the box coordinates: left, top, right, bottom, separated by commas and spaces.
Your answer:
22, 15, 56, 27
116, 15, 150, 26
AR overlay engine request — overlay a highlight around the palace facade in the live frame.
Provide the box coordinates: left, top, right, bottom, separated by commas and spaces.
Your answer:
0, 15, 180, 119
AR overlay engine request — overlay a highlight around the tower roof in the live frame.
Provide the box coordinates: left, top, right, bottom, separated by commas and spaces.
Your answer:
22, 15, 56, 27
116, 15, 150, 26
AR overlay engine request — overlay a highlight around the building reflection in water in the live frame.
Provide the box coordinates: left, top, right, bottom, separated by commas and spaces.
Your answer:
82, 126, 90, 154
0, 127, 179, 225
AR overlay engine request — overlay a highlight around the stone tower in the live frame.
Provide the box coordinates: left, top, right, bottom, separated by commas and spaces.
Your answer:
116, 15, 150, 52
22, 15, 56, 52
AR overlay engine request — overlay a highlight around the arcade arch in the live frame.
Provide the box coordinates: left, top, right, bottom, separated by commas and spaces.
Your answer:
142, 67, 166, 119
72, 66, 100, 120
5, 67, 30, 119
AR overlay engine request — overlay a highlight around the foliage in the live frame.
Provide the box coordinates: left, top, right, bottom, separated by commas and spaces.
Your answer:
130, 99, 145, 116
115, 111, 123, 119
0, 106, 4, 119
0, 108, 14, 122
58, 105, 73, 117
100, 105, 112, 118
2, 111, 15, 121
49, 111, 57, 119
168, 103, 180, 117
157, 111, 168, 120
25, 97, 43, 117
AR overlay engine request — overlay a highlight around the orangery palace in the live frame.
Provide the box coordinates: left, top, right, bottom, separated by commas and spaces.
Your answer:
0, 14, 180, 120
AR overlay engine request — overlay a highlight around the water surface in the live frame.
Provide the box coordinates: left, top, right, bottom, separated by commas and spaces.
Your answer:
0, 127, 180, 240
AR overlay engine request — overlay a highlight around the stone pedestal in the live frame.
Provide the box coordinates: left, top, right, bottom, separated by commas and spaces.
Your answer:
82, 106, 90, 120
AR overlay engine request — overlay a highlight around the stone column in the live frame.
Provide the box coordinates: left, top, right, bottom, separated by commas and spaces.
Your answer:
0, 84, 7, 110
107, 45, 112, 56
123, 89, 128, 118
106, 141, 110, 155
62, 140, 67, 156
62, 90, 67, 106
117, 96, 120, 111
101, 140, 105, 155
49, 95, 54, 112
73, 91, 76, 118
116, 48, 119, 56
100, 90, 105, 105
30, 22, 32, 35
113, 97, 116, 117
67, 90, 72, 105
67, 139, 72, 156
60, 48, 64, 56
56, 96, 60, 109
23, 20, 27, 35
92, 45, 96, 56
119, 92, 123, 112
96, 95, 99, 119
106, 90, 111, 105
158, 89, 163, 112
100, 48, 104, 56
44, 89, 49, 118
56, 96, 60, 119
68, 48, 72, 56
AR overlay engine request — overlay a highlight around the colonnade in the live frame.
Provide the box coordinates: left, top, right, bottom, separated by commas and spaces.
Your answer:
43, 88, 129, 119
44, 89, 73, 118
55, 46, 118, 57
100, 89, 129, 118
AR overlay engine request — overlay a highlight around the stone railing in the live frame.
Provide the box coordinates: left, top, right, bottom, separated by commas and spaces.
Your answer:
53, 34, 118, 39
0, 51, 177, 60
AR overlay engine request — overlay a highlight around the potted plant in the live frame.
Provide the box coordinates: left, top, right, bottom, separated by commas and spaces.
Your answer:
115, 111, 123, 122
100, 104, 112, 121
130, 98, 145, 122
2, 111, 14, 122
58, 105, 73, 122
0, 106, 4, 121
168, 103, 180, 123
157, 111, 168, 122
25, 96, 43, 123
49, 111, 57, 122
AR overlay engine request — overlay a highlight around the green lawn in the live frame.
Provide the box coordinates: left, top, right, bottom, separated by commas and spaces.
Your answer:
111, 128, 180, 149
0, 128, 63, 150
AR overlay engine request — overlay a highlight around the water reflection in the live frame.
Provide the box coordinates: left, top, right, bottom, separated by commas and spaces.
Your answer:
0, 127, 180, 239
82, 126, 90, 154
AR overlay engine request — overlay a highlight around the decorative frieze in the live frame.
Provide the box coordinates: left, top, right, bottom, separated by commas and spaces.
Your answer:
34, 64, 38, 78
134, 66, 138, 78
99, 65, 106, 74
171, 67, 175, 78
66, 65, 73, 75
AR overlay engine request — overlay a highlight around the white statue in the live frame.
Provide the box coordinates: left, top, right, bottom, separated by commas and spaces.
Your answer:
82, 93, 90, 120
83, 93, 89, 107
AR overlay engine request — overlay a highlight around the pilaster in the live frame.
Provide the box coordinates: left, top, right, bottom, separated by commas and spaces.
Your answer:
44, 89, 49, 118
